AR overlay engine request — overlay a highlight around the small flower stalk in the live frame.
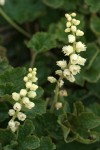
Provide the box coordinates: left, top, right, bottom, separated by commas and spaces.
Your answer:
48, 12, 87, 111
8, 68, 38, 132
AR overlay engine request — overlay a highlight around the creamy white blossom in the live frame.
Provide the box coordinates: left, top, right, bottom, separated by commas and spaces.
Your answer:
71, 13, 76, 17
72, 19, 80, 25
66, 22, 71, 27
26, 82, 32, 89
8, 109, 15, 116
0, 0, 5, 5
20, 89, 27, 97
17, 112, 26, 121
12, 92, 20, 101
57, 60, 67, 69
76, 30, 84, 36
69, 65, 81, 75
48, 76, 57, 83
55, 70, 63, 76
28, 91, 36, 98
71, 26, 77, 32
55, 102, 63, 110
22, 97, 30, 104
70, 54, 79, 65
68, 34, 76, 43
78, 56, 86, 66
67, 74, 75, 82
30, 84, 38, 91
13, 103, 21, 111
25, 101, 35, 109
76, 42, 86, 52
58, 80, 64, 87
62, 45, 73, 56
65, 28, 70, 33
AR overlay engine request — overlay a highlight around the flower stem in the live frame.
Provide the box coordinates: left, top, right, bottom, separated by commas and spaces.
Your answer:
50, 76, 63, 112
0, 8, 31, 38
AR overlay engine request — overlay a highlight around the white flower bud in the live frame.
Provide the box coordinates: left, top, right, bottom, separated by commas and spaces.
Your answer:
76, 42, 86, 52
71, 13, 76, 17
33, 68, 37, 72
23, 76, 28, 82
58, 80, 64, 87
55, 70, 63, 76
12, 92, 20, 101
76, 30, 84, 36
26, 82, 32, 89
65, 14, 72, 21
22, 97, 30, 104
69, 65, 81, 75
60, 90, 68, 97
28, 68, 32, 72
11, 126, 17, 132
66, 22, 71, 27
70, 54, 79, 65
62, 45, 73, 56
30, 84, 38, 91
17, 112, 26, 121
25, 102, 35, 109
56, 60, 67, 69
71, 26, 77, 32
8, 109, 15, 116
78, 56, 86, 66
0, 0, 5, 6
48, 76, 57, 83
27, 73, 32, 78
72, 19, 80, 25
67, 74, 75, 82
68, 34, 75, 43
15, 121, 20, 127
8, 120, 15, 128
28, 91, 36, 98
65, 28, 70, 33
20, 89, 27, 96
13, 102, 21, 111
31, 77, 38, 82
55, 102, 63, 110
63, 69, 71, 77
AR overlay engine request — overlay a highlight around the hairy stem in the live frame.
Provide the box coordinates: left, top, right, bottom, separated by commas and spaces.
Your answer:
0, 8, 31, 38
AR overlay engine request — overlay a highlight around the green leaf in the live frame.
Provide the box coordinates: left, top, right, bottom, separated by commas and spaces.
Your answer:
42, 0, 64, 9
86, 80, 100, 98
18, 119, 35, 140
82, 43, 99, 69
37, 137, 56, 150
4, 0, 46, 23
27, 32, 57, 53
83, 53, 100, 83
0, 102, 9, 122
0, 67, 27, 96
35, 87, 44, 99
74, 112, 100, 130
0, 129, 16, 146
16, 120, 40, 150
90, 16, 100, 35
26, 99, 46, 118
73, 101, 85, 115
85, 0, 100, 12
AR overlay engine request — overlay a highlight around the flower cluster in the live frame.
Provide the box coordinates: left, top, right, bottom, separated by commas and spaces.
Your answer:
48, 12, 86, 85
8, 68, 38, 132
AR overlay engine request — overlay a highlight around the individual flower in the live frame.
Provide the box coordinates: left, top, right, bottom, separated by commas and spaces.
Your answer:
48, 76, 57, 83
76, 30, 84, 36
68, 34, 76, 43
12, 92, 20, 101
0, 0, 5, 5
76, 42, 86, 52
56, 60, 67, 69
77, 56, 86, 66
62, 45, 74, 56
55, 102, 63, 110
69, 65, 81, 75
70, 54, 79, 65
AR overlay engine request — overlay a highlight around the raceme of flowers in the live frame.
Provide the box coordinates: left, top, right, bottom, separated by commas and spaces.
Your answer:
48, 12, 86, 85
8, 68, 38, 132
